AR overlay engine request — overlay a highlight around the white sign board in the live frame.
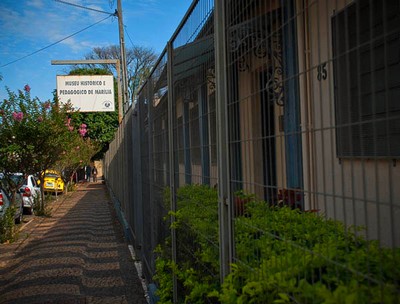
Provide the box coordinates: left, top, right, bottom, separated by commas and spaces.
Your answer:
56, 75, 115, 112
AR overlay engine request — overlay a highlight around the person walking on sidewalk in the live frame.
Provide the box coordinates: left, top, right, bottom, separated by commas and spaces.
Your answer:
86, 165, 91, 182
92, 165, 98, 182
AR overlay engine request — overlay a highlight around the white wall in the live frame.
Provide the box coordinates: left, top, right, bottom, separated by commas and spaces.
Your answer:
298, 0, 400, 246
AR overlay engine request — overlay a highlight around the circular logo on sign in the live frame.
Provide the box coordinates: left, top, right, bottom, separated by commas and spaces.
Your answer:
103, 101, 111, 108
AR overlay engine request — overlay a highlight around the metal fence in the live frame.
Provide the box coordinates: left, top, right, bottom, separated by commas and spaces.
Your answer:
104, 0, 400, 302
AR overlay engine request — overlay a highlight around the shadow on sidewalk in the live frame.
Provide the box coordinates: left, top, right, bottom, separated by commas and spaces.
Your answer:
0, 183, 147, 304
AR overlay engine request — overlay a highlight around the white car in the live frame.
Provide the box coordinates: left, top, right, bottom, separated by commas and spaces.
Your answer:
10, 173, 41, 214
0, 181, 24, 224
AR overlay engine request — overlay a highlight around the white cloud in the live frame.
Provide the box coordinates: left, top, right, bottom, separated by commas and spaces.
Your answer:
4, 2, 105, 38
59, 36, 96, 53
124, 0, 163, 17
26, 0, 45, 9
0, 0, 117, 59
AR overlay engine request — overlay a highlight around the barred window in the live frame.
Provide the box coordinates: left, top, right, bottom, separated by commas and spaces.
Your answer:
190, 100, 201, 165
332, 0, 400, 158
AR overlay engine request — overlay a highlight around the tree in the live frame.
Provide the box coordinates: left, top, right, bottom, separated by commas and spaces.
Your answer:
68, 45, 157, 158
55, 122, 98, 185
67, 68, 119, 159
83, 44, 157, 102
0, 85, 98, 206
0, 86, 64, 174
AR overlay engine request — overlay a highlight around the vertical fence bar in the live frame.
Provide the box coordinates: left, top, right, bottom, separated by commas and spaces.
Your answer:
132, 103, 144, 254
214, 0, 233, 281
167, 40, 178, 303
147, 81, 156, 275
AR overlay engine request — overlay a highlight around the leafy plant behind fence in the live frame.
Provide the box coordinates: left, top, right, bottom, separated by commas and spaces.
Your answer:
155, 185, 220, 303
154, 185, 400, 303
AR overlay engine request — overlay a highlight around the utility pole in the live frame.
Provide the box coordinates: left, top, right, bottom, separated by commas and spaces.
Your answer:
116, 0, 129, 112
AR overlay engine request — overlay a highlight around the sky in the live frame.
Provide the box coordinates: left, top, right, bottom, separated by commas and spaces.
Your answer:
0, 0, 192, 102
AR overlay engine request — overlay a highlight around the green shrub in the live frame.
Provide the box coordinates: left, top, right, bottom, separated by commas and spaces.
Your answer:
154, 185, 400, 303
155, 185, 220, 303
0, 206, 16, 243
66, 181, 76, 192
221, 201, 400, 303
33, 193, 52, 217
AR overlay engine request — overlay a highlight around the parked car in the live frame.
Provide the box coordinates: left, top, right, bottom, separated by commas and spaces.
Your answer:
9, 173, 41, 214
0, 180, 24, 224
42, 170, 65, 194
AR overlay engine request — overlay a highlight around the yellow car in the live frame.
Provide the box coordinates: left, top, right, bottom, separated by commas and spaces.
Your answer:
42, 170, 65, 194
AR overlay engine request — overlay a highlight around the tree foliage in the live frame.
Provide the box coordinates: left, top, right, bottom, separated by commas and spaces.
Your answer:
64, 45, 157, 158
84, 44, 157, 100
67, 67, 119, 159
0, 85, 98, 203
0, 86, 69, 175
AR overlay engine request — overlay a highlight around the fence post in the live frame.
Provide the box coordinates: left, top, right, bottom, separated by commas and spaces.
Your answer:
147, 81, 156, 266
132, 103, 144, 254
167, 40, 178, 303
214, 0, 233, 282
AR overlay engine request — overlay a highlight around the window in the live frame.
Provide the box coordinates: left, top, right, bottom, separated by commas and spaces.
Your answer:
332, 0, 400, 157
208, 91, 217, 165
190, 100, 201, 165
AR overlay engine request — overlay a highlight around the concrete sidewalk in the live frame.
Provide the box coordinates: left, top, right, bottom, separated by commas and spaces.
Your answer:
0, 182, 147, 304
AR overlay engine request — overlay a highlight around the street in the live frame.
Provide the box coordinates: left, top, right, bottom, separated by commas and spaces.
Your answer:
0, 183, 147, 304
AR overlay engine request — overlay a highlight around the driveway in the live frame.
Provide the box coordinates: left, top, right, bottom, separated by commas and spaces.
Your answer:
0, 182, 147, 304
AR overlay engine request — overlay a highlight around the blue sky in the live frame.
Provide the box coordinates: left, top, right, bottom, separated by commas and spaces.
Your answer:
0, 0, 192, 102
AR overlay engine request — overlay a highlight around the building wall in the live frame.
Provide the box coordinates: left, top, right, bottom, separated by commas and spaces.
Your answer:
93, 160, 104, 180
298, 0, 400, 246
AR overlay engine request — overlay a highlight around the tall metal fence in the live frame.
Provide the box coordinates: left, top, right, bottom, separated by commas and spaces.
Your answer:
104, 0, 400, 302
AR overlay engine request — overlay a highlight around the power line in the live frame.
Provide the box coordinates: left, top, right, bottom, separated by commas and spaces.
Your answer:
54, 0, 115, 15
0, 15, 113, 68
124, 25, 135, 48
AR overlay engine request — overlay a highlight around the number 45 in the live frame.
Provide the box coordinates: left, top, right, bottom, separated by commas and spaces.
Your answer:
317, 62, 327, 81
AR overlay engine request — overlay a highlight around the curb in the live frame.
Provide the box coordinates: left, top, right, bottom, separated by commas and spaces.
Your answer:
18, 218, 35, 232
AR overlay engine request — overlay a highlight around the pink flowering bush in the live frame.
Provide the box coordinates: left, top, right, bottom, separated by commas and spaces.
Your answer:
0, 85, 99, 196
12, 112, 24, 122
79, 123, 87, 137
65, 117, 74, 131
